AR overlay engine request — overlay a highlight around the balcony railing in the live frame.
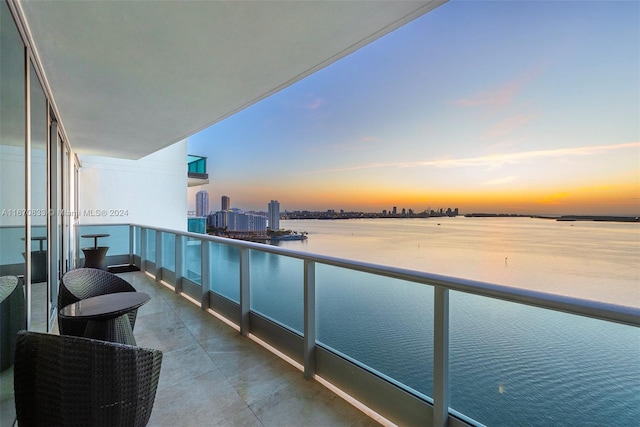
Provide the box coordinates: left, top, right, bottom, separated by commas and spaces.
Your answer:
187, 155, 209, 187
187, 155, 207, 174
74, 223, 640, 427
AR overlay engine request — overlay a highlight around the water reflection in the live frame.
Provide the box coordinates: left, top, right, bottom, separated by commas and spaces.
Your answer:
249, 250, 303, 331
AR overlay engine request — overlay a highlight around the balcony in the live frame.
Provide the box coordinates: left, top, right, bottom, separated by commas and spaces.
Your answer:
188, 155, 209, 187
7, 1, 638, 425
68, 223, 640, 426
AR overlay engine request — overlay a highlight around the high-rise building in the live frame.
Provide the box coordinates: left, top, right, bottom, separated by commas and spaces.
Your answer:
220, 195, 231, 227
196, 190, 209, 217
210, 209, 267, 233
268, 200, 280, 231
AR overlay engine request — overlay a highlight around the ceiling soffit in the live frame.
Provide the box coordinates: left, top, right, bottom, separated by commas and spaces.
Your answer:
18, 1, 445, 159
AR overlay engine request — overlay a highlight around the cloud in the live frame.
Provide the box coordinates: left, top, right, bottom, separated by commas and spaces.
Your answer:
453, 81, 522, 108
453, 63, 545, 109
536, 193, 568, 205
311, 142, 640, 173
483, 113, 538, 139
305, 98, 325, 110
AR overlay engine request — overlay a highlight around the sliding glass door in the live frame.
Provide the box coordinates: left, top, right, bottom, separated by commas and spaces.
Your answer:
0, 2, 26, 425
30, 62, 47, 332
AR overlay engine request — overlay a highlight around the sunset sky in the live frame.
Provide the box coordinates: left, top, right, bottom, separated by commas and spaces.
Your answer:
188, 0, 639, 216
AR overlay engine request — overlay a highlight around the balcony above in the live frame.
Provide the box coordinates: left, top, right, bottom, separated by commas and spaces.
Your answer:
188, 155, 209, 187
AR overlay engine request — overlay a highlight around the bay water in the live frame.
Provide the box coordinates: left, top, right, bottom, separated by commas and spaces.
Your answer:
244, 217, 640, 426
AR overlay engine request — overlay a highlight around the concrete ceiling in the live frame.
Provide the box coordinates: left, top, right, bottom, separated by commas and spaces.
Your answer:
18, 0, 445, 159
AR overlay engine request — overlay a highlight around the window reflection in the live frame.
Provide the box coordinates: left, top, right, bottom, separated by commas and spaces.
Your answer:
0, 2, 26, 425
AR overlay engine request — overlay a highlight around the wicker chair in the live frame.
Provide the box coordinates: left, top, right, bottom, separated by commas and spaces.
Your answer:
0, 276, 25, 371
58, 268, 138, 337
14, 331, 162, 427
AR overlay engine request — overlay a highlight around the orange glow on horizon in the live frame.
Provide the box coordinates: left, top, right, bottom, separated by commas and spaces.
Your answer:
192, 168, 639, 217
256, 181, 640, 216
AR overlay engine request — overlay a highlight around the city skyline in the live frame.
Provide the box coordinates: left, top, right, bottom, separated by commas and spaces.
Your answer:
188, 1, 639, 216
191, 189, 461, 218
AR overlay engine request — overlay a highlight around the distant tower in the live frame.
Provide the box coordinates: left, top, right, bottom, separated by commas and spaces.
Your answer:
268, 200, 280, 231
196, 190, 209, 217
221, 195, 230, 211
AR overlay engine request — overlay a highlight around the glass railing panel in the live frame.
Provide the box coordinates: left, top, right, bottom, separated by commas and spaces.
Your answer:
316, 264, 434, 397
449, 291, 640, 426
187, 156, 206, 174
0, 226, 26, 276
161, 232, 175, 272
249, 250, 303, 333
209, 241, 239, 302
76, 225, 130, 259
145, 229, 156, 263
185, 237, 201, 284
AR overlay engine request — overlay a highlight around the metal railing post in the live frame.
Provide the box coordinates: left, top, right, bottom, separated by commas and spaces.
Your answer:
128, 225, 134, 267
240, 247, 250, 336
200, 239, 210, 310
24, 50, 32, 331
140, 227, 147, 273
304, 260, 316, 379
73, 224, 79, 271
155, 230, 162, 282
174, 234, 184, 294
433, 286, 450, 427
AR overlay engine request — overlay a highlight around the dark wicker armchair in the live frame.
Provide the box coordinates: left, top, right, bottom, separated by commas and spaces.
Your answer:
1, 276, 25, 371
14, 331, 162, 427
58, 268, 138, 337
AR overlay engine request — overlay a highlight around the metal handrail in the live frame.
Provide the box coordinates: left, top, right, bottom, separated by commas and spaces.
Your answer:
132, 223, 640, 328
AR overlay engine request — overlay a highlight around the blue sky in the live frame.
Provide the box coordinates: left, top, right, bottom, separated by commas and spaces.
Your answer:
188, 0, 639, 216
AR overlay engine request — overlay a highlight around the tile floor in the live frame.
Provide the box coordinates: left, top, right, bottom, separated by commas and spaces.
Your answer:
124, 271, 382, 427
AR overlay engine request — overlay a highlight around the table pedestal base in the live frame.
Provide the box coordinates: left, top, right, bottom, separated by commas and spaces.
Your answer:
21, 251, 47, 283
82, 247, 109, 270
84, 314, 136, 346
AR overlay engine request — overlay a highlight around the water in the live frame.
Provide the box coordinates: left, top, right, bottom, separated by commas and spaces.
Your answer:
249, 217, 640, 426
278, 217, 640, 307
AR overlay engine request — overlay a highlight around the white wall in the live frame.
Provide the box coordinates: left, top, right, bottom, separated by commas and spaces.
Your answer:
77, 140, 188, 231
